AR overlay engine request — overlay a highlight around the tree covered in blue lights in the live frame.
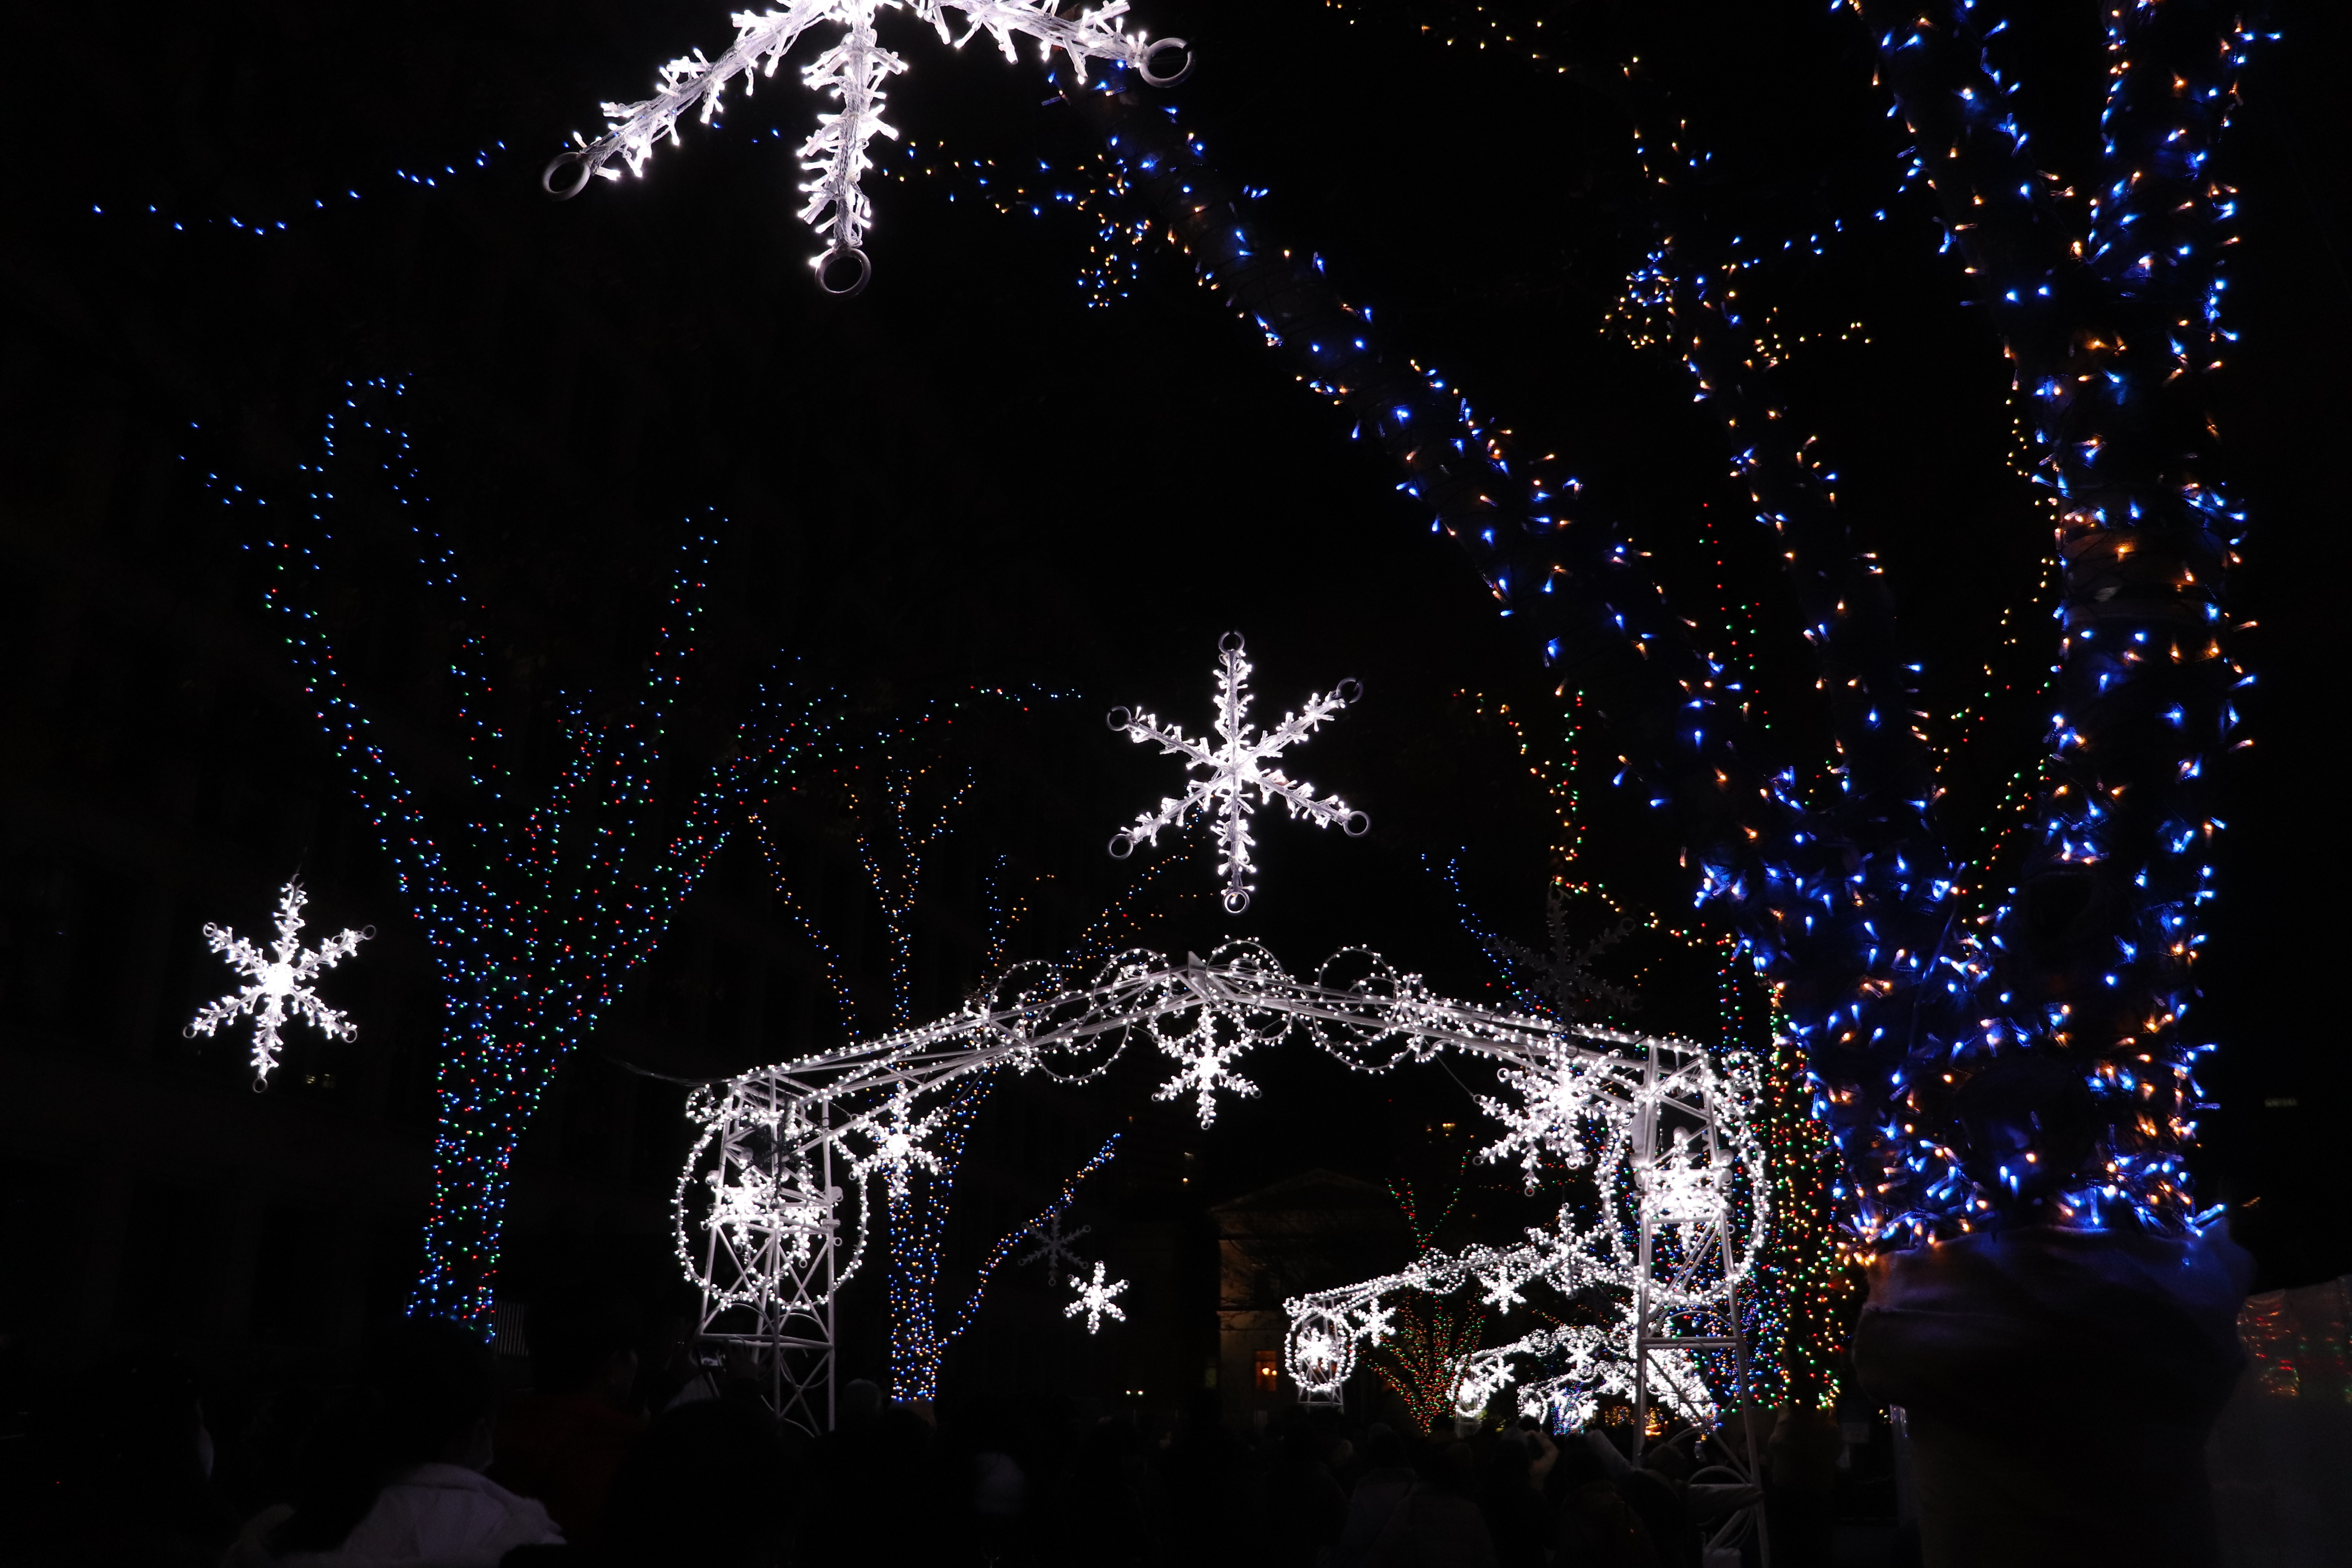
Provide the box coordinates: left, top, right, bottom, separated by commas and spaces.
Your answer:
1054, 0, 2261, 1254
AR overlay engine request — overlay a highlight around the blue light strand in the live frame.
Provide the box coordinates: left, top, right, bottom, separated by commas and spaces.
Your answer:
1060, 10, 2259, 1247
1836, 0, 2264, 1239
947, 1134, 1123, 1342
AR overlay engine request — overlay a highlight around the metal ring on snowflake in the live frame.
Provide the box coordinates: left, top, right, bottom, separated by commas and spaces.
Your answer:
541, 151, 593, 200
1286, 1307, 1356, 1402
815, 246, 872, 298
1222, 888, 1251, 914
1138, 36, 1193, 87
1109, 832, 1137, 860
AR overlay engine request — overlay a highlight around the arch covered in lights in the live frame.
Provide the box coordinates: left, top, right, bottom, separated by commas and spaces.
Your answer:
676, 940, 1767, 1448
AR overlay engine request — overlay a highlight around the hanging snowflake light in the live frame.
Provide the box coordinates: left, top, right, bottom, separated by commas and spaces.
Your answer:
1107, 632, 1368, 914
1016, 1210, 1092, 1288
183, 878, 371, 1088
546, 1, 1192, 296
1066, 1259, 1129, 1333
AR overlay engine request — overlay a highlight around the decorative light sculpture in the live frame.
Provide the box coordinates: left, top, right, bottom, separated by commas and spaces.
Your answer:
1107, 633, 1368, 914
675, 939, 1760, 1440
546, 0, 1191, 294
184, 878, 371, 1088
1286, 1039, 1766, 1433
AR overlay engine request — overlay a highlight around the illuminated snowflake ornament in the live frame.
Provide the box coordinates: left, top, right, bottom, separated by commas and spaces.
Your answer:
1152, 1029, 1260, 1128
1107, 632, 1368, 914
1476, 1054, 1619, 1191
858, 1086, 945, 1200
1065, 1259, 1129, 1334
184, 879, 370, 1088
1016, 1210, 1092, 1288
546, 1, 1192, 295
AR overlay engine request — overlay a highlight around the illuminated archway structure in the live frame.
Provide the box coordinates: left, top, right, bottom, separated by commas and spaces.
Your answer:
673, 940, 1767, 1457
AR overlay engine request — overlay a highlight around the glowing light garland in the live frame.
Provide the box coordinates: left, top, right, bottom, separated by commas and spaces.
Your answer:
201, 379, 835, 1327
1107, 632, 1368, 915
546, 0, 1191, 292
184, 878, 371, 1087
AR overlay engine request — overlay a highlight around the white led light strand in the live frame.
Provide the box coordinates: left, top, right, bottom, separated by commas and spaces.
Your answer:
183, 878, 371, 1088
1108, 632, 1368, 914
547, 0, 1191, 293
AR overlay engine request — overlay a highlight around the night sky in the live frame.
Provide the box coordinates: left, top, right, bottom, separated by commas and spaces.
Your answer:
4, 0, 2348, 1376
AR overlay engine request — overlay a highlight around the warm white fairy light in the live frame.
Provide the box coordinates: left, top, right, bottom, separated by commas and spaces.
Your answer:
1107, 632, 1368, 914
547, 0, 1190, 293
1065, 1259, 1129, 1333
183, 878, 370, 1087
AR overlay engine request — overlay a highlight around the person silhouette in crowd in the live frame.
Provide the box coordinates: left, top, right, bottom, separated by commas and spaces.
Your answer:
491, 1295, 645, 1548
22, 1356, 233, 1567
1475, 1428, 1553, 1568
224, 1316, 561, 1567
1550, 1434, 1657, 1568
1267, 1419, 1351, 1565
595, 1397, 793, 1567
1333, 1426, 1419, 1568
1352, 1435, 1497, 1568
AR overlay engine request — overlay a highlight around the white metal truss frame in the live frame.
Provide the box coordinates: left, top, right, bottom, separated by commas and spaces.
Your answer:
675, 942, 1761, 1452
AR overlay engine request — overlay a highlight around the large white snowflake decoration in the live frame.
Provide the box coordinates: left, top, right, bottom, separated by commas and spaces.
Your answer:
1644, 1127, 1728, 1230
705, 1106, 831, 1270
1066, 1259, 1129, 1334
546, 1, 1192, 295
1476, 1054, 1624, 1191
1016, 1210, 1092, 1288
184, 878, 370, 1088
1107, 632, 1368, 914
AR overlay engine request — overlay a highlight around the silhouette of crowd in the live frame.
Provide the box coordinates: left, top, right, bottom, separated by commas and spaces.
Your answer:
9, 1305, 1842, 1568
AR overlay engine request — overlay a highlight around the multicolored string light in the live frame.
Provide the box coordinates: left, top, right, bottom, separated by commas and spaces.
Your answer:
198, 378, 836, 1327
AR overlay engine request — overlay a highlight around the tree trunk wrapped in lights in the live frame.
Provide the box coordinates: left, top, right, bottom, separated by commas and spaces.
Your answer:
220, 380, 838, 1327
1062, 0, 2261, 1547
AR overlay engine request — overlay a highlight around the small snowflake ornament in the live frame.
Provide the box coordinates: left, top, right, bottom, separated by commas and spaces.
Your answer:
1016, 1210, 1092, 1288
1066, 1259, 1129, 1334
548, 0, 1192, 295
1107, 632, 1367, 914
1151, 1027, 1260, 1128
185, 878, 370, 1088
860, 1086, 945, 1200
